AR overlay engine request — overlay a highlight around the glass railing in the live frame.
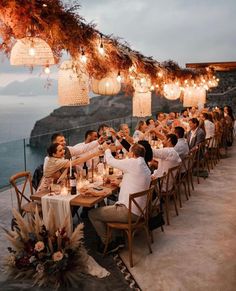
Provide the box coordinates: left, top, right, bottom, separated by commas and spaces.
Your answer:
0, 115, 139, 190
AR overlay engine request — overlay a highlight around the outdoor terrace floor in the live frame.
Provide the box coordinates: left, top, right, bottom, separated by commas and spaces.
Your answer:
0, 144, 236, 291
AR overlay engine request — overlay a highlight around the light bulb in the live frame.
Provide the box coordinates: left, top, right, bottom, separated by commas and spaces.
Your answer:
140, 78, 146, 84
29, 47, 35, 56
105, 82, 110, 87
150, 85, 154, 91
117, 73, 122, 82
80, 54, 87, 64
98, 43, 104, 55
44, 66, 50, 74
157, 72, 163, 78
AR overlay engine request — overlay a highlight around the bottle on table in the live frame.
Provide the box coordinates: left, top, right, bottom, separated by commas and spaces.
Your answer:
69, 169, 77, 195
82, 162, 88, 179
97, 156, 105, 175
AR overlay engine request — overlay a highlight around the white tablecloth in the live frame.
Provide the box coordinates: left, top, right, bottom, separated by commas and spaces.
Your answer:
42, 193, 79, 236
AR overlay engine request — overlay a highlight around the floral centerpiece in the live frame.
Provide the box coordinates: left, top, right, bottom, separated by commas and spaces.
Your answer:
3, 208, 92, 289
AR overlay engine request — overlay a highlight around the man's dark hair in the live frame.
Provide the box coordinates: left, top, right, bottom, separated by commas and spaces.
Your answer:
85, 130, 97, 140
51, 132, 64, 143
190, 118, 199, 127
47, 143, 60, 157
146, 118, 154, 126
131, 143, 146, 158
156, 111, 164, 119
202, 112, 209, 120
174, 126, 185, 138
138, 140, 153, 164
166, 134, 178, 146
97, 124, 109, 133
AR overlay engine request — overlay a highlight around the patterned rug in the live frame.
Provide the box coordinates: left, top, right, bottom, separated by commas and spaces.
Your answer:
113, 253, 141, 291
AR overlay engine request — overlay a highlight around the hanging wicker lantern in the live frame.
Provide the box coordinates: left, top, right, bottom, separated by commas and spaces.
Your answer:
133, 77, 151, 93
163, 84, 181, 100
183, 87, 206, 107
10, 37, 55, 66
133, 91, 152, 117
92, 75, 121, 95
58, 60, 90, 106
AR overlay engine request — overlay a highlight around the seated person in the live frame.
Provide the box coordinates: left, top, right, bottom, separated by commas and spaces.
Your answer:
89, 143, 151, 253
37, 143, 102, 192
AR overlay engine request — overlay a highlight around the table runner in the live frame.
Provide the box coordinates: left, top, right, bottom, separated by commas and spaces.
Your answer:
42, 193, 79, 235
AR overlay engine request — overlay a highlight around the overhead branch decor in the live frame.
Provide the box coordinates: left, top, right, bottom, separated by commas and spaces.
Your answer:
0, 0, 218, 96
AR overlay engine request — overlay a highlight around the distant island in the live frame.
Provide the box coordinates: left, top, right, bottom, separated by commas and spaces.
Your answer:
0, 78, 57, 96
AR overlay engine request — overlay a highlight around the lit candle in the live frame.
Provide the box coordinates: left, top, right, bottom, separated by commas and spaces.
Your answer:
61, 186, 68, 196
69, 159, 72, 177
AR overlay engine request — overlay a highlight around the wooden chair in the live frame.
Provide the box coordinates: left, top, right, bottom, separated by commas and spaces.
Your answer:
9, 171, 42, 217
188, 147, 198, 192
195, 139, 211, 184
160, 165, 181, 225
149, 177, 165, 243
103, 186, 154, 268
176, 156, 190, 208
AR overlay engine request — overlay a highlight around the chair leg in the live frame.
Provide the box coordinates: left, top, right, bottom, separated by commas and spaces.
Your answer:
144, 226, 152, 254
183, 182, 188, 200
127, 230, 133, 267
189, 171, 194, 191
165, 196, 170, 225
177, 185, 182, 208
173, 194, 179, 216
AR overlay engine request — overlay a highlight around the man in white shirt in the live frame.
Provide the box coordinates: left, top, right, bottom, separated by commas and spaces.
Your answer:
152, 134, 181, 179
174, 126, 189, 160
89, 143, 151, 253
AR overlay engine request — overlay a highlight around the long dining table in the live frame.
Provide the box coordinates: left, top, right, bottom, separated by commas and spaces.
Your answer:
31, 178, 120, 208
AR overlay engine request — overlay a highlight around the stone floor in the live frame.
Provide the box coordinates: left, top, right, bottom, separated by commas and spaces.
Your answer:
0, 145, 236, 291
120, 145, 236, 291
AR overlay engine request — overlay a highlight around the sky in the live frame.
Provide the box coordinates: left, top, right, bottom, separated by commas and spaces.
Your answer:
0, 0, 236, 87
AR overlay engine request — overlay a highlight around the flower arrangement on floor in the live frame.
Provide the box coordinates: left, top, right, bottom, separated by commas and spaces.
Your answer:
3, 208, 90, 289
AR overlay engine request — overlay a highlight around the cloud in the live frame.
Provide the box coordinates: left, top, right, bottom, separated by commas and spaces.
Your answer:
1, 0, 235, 86
77, 0, 236, 65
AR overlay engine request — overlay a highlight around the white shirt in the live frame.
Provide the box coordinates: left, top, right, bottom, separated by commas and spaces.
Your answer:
174, 138, 189, 160
76, 142, 99, 171
68, 140, 99, 157
189, 128, 198, 145
133, 130, 145, 142
105, 149, 151, 216
152, 147, 181, 178
204, 120, 215, 139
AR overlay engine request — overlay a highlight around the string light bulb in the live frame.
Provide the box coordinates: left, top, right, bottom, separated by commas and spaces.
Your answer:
98, 43, 104, 55
80, 49, 87, 63
44, 66, 50, 74
150, 85, 155, 91
116, 72, 122, 82
28, 47, 35, 56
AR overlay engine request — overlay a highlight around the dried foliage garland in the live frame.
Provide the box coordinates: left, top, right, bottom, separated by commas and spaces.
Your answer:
0, 0, 216, 95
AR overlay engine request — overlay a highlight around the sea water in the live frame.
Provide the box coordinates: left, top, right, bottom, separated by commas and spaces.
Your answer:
0, 95, 59, 188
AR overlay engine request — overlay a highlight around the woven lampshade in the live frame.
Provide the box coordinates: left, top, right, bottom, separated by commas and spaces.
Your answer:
163, 84, 181, 100
183, 87, 206, 107
92, 75, 121, 95
133, 77, 151, 93
133, 91, 152, 117
10, 37, 55, 66
58, 60, 90, 106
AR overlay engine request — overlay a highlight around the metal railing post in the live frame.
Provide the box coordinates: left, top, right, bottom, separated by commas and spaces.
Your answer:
23, 138, 27, 171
